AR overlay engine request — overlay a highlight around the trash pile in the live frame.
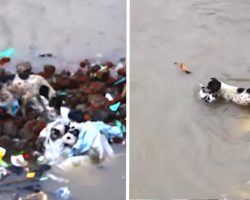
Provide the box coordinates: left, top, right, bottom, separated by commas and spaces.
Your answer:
0, 57, 126, 199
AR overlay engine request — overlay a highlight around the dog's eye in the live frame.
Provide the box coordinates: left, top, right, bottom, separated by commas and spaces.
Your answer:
212, 93, 218, 98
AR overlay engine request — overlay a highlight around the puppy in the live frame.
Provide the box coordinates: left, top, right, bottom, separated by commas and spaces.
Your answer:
63, 121, 114, 160
199, 77, 250, 105
36, 120, 69, 159
8, 73, 56, 116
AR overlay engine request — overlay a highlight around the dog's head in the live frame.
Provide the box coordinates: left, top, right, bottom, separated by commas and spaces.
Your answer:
62, 127, 80, 147
199, 78, 221, 103
50, 123, 69, 141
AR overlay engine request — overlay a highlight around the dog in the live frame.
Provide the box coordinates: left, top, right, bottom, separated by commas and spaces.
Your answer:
62, 121, 114, 161
8, 73, 56, 116
36, 120, 70, 163
199, 77, 250, 105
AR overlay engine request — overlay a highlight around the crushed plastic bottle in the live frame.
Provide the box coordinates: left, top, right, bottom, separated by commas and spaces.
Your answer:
54, 187, 71, 200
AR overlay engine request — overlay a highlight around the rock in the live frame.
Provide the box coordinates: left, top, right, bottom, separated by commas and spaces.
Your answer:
18, 119, 46, 141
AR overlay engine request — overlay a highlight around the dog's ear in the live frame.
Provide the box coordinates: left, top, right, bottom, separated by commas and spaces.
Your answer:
211, 77, 218, 82
208, 77, 221, 92
64, 125, 69, 133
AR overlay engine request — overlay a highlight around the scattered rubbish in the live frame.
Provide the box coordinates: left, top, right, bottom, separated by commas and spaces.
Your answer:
105, 93, 114, 101
114, 77, 126, 85
115, 120, 126, 133
0, 147, 6, 159
109, 102, 121, 112
17, 191, 48, 200
46, 173, 69, 183
26, 172, 36, 179
39, 53, 53, 57
54, 187, 71, 200
0, 57, 11, 66
0, 167, 9, 180
39, 176, 49, 182
11, 155, 28, 167
0, 48, 15, 59
0, 147, 8, 167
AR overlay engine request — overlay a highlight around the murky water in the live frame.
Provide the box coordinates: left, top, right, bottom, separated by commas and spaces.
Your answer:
130, 0, 250, 198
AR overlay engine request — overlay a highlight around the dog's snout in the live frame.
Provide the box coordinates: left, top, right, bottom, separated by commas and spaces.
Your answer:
203, 96, 210, 103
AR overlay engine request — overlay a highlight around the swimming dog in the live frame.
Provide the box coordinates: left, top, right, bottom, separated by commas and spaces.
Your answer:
199, 77, 250, 105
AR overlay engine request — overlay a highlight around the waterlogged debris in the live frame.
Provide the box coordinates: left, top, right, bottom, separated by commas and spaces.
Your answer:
54, 187, 71, 200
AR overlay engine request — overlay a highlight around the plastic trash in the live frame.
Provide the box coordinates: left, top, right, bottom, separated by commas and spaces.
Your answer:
105, 93, 114, 101
0, 57, 11, 65
17, 191, 48, 200
0, 147, 8, 167
54, 187, 71, 200
11, 155, 28, 167
0, 147, 6, 159
115, 120, 126, 133
39, 176, 49, 182
0, 167, 9, 180
0, 48, 15, 59
26, 172, 36, 179
114, 77, 126, 85
109, 102, 121, 112
46, 173, 69, 183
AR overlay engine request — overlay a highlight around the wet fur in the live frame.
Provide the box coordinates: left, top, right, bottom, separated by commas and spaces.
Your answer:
200, 77, 250, 105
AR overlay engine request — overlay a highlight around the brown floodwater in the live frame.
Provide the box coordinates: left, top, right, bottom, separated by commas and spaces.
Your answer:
130, 0, 250, 199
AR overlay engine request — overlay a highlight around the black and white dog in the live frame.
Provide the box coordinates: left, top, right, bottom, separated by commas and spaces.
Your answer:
199, 77, 250, 105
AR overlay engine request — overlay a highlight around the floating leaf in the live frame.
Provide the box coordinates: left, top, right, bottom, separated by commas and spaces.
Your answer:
180, 63, 191, 74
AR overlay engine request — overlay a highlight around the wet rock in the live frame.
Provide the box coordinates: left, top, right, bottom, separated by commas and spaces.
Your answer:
87, 94, 107, 108
0, 120, 18, 138
39, 64, 56, 80
88, 81, 106, 94
18, 119, 46, 141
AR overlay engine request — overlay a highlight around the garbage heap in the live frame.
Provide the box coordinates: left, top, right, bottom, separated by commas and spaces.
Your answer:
0, 57, 126, 199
